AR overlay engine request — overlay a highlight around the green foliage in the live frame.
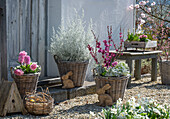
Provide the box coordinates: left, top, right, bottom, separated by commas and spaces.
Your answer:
127, 33, 139, 42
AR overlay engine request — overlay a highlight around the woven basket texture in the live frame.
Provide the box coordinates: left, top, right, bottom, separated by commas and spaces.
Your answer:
95, 76, 128, 102
24, 92, 54, 115
54, 58, 89, 87
159, 61, 170, 85
10, 67, 40, 98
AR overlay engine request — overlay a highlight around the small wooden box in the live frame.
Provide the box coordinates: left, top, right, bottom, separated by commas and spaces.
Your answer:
124, 41, 157, 49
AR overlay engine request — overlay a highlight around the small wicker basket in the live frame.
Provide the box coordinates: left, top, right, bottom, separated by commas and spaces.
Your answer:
10, 67, 40, 98
24, 88, 54, 115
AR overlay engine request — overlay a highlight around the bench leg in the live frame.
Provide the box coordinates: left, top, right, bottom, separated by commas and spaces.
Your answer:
126, 59, 133, 87
151, 57, 157, 81
135, 59, 141, 80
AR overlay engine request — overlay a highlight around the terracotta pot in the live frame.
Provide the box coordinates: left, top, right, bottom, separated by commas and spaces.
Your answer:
10, 67, 40, 98
95, 76, 128, 103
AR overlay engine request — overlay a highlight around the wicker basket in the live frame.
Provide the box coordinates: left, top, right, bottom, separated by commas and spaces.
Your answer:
24, 89, 54, 115
54, 57, 89, 87
159, 61, 170, 85
95, 76, 128, 102
10, 67, 40, 98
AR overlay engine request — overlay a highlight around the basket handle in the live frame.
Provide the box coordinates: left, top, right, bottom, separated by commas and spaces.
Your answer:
10, 67, 15, 78
53, 55, 60, 63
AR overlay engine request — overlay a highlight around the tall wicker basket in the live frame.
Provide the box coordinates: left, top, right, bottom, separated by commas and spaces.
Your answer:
95, 76, 128, 103
159, 61, 170, 85
54, 57, 89, 87
10, 67, 40, 98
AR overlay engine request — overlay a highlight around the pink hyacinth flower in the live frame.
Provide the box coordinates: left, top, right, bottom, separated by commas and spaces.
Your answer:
19, 51, 27, 57
14, 69, 24, 76
18, 56, 25, 64
30, 63, 37, 71
112, 61, 118, 67
24, 55, 31, 65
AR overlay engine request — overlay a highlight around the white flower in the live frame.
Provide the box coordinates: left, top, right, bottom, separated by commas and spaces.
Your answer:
153, 108, 161, 115
151, 2, 156, 6
128, 4, 134, 10
147, 8, 151, 12
141, 13, 146, 18
146, 1, 149, 3
135, 4, 139, 8
111, 108, 117, 114
139, 1, 146, 5
140, 19, 145, 25
90, 111, 95, 116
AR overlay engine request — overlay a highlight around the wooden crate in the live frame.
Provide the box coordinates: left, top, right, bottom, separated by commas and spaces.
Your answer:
124, 41, 157, 49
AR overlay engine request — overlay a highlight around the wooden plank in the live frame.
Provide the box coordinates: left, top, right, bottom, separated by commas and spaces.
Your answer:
7, 0, 20, 60
38, 77, 61, 86
0, 8, 1, 82
38, 0, 46, 78
0, 0, 8, 81
19, 0, 31, 53
46, 0, 61, 77
30, 0, 38, 61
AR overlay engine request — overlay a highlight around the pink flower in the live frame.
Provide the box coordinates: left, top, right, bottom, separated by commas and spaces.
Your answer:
112, 53, 116, 57
19, 51, 27, 57
24, 55, 31, 65
30, 63, 37, 71
18, 56, 25, 64
103, 40, 107, 44
98, 49, 102, 53
166, 52, 169, 56
106, 53, 109, 56
112, 61, 118, 67
105, 47, 109, 52
14, 69, 24, 76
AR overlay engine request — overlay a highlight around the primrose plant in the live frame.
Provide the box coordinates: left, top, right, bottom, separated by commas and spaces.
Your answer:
14, 51, 41, 76
87, 26, 130, 77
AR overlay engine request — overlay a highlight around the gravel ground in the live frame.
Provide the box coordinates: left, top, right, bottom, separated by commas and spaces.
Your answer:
3, 76, 170, 119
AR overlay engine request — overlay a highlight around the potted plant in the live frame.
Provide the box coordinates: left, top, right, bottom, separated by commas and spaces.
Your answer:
159, 38, 170, 85
124, 31, 157, 50
50, 10, 93, 87
87, 26, 130, 106
10, 51, 41, 98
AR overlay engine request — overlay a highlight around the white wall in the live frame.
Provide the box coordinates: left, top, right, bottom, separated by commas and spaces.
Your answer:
62, 0, 134, 45
47, 0, 135, 77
